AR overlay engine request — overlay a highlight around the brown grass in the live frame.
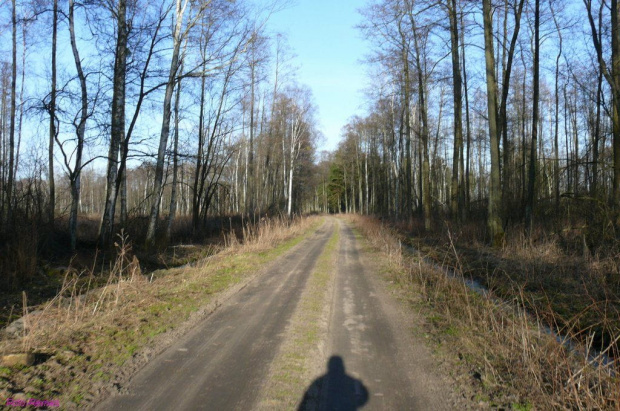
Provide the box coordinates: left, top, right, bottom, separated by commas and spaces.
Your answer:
405, 219, 620, 363
347, 214, 620, 410
0, 215, 321, 408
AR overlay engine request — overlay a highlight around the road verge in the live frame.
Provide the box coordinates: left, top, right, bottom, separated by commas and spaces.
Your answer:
346, 214, 618, 410
0, 216, 323, 409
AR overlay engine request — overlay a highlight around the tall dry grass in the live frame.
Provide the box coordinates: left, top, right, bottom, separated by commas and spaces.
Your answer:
347, 214, 619, 410
2, 232, 145, 356
1, 215, 319, 367
223, 214, 316, 251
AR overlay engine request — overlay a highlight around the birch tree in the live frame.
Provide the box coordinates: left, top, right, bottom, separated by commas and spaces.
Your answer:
146, 0, 202, 248
65, 0, 89, 250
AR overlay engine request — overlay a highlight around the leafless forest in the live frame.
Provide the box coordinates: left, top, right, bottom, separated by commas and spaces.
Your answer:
0, 0, 619, 300
1, 1, 620, 406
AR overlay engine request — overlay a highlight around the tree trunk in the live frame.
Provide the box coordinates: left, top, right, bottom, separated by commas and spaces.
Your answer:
410, 20, 431, 231
100, 0, 128, 247
483, 0, 504, 246
399, 24, 413, 220
48, 0, 58, 226
613, 0, 620, 212
525, 0, 540, 235
7, 0, 17, 222
146, 0, 187, 249
461, 8, 471, 216
551, 5, 562, 211
166, 76, 182, 240
192, 69, 206, 230
248, 42, 256, 214
448, 0, 463, 220
15, 21, 26, 201
68, 0, 88, 251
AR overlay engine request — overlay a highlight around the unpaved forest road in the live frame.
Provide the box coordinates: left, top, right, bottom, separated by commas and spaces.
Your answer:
96, 217, 458, 410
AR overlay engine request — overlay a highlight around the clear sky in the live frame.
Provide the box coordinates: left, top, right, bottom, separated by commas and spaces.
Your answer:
266, 0, 369, 152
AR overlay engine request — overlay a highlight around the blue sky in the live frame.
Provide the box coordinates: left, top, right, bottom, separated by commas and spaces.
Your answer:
267, 0, 369, 152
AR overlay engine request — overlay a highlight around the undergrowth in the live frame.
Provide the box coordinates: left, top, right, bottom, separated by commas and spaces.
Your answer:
0, 214, 321, 409
347, 214, 619, 410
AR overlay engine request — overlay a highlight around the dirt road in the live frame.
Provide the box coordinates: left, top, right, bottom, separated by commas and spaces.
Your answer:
96, 217, 458, 410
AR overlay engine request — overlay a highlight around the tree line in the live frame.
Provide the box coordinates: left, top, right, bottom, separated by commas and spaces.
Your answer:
325, 0, 620, 247
0, 0, 322, 259
2, 0, 619, 272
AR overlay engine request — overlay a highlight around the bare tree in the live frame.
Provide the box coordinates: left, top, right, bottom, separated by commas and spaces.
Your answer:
145, 0, 215, 247
48, 0, 58, 226
6, 0, 17, 223
64, 0, 89, 250
483, 0, 504, 246
99, 0, 129, 247
525, 0, 541, 234
286, 88, 312, 216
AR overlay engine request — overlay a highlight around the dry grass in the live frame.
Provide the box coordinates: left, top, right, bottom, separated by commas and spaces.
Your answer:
223, 214, 313, 251
416, 222, 620, 362
347, 214, 620, 410
0, 215, 322, 408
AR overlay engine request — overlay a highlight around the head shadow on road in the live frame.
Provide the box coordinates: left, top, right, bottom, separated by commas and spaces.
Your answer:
298, 355, 369, 411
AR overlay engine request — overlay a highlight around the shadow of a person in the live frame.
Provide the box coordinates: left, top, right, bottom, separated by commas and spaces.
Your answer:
298, 356, 369, 410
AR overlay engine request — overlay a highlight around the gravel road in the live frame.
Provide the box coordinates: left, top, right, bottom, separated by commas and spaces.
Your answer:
96, 217, 460, 410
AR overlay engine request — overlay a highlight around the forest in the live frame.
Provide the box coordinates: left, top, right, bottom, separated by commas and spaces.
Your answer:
0, 0, 619, 317
0, 0, 620, 407
332, 0, 617, 238
0, 0, 324, 287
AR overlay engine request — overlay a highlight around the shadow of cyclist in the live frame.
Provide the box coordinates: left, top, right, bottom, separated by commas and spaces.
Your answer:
298, 355, 369, 410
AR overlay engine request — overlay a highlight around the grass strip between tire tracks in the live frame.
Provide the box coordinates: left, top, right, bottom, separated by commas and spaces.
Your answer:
257, 221, 340, 410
